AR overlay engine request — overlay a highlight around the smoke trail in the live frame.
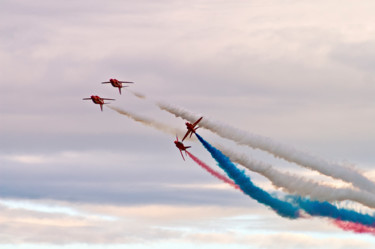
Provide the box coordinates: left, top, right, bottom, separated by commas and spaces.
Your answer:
287, 196, 375, 226
129, 90, 146, 99
197, 133, 375, 227
186, 151, 240, 190
190, 143, 375, 234
218, 145, 375, 209
157, 102, 375, 194
334, 220, 375, 234
110, 98, 375, 232
108, 106, 185, 136
195, 133, 300, 219
191, 146, 375, 233
111, 103, 375, 209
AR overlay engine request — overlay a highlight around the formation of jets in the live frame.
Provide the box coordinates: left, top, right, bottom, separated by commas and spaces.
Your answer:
83, 78, 202, 161
174, 117, 203, 161
83, 78, 134, 111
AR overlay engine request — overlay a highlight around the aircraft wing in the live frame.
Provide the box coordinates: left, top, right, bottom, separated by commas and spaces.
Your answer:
101, 82, 111, 84
119, 81, 134, 83
101, 98, 115, 100
192, 117, 203, 127
179, 149, 185, 161
182, 130, 191, 141
82, 98, 91, 100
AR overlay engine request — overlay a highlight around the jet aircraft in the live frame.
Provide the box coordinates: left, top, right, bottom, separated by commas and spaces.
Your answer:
82, 95, 115, 111
182, 117, 203, 141
102, 78, 134, 94
174, 135, 191, 161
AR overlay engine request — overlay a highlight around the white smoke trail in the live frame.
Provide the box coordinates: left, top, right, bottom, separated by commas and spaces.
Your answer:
156, 102, 375, 194
217, 145, 375, 209
108, 106, 186, 137
110, 102, 375, 208
129, 90, 146, 99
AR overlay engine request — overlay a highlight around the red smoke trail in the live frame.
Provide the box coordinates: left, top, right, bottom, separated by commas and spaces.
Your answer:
186, 151, 240, 190
334, 219, 375, 235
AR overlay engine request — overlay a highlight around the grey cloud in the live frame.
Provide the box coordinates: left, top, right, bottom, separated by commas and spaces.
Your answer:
330, 41, 375, 73
0, 132, 255, 206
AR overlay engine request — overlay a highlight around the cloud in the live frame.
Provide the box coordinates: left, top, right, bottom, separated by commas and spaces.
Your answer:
330, 41, 375, 73
0, 147, 251, 206
2, 198, 372, 248
186, 232, 373, 249
0, 199, 255, 244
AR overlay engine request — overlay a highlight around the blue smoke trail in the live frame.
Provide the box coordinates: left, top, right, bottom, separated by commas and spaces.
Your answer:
195, 133, 300, 219
196, 133, 375, 226
288, 196, 375, 226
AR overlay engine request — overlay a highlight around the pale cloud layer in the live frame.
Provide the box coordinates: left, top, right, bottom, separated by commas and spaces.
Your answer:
1, 198, 374, 249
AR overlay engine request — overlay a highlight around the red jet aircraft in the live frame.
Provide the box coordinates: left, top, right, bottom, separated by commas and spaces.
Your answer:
82, 95, 115, 111
174, 136, 191, 161
102, 78, 134, 94
182, 117, 203, 141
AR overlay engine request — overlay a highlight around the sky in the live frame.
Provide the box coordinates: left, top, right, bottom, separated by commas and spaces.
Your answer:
1, 0, 375, 248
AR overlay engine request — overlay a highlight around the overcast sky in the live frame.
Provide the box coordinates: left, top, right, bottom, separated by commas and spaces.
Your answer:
2, 0, 375, 248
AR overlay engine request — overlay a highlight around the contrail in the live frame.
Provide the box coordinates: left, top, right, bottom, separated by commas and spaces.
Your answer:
157, 101, 375, 194
186, 151, 240, 190
195, 133, 300, 219
217, 145, 375, 209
